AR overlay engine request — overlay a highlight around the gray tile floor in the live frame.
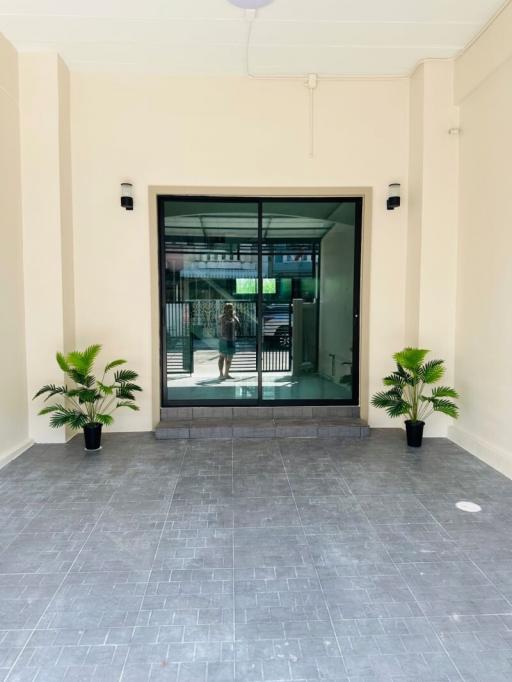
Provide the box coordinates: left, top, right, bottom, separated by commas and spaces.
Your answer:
1, 430, 512, 681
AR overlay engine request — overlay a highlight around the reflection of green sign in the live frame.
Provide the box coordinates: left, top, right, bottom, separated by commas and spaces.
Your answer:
236, 278, 276, 294
236, 279, 256, 294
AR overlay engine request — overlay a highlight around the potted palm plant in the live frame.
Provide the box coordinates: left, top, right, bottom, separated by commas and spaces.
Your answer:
371, 347, 459, 447
34, 344, 142, 451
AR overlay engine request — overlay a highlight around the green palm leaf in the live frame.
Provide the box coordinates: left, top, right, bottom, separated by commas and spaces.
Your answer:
66, 369, 90, 386
68, 388, 99, 404
114, 369, 139, 383
393, 348, 429, 372
38, 404, 64, 416
371, 391, 411, 418
56, 352, 70, 372
48, 412, 74, 428
33, 384, 67, 400
431, 385, 459, 399
95, 413, 114, 426
115, 388, 135, 400
97, 381, 114, 395
104, 359, 126, 373
49, 409, 88, 430
387, 401, 411, 418
386, 387, 405, 400
116, 401, 140, 411
67, 344, 102, 375
383, 372, 406, 388
420, 360, 445, 384
429, 398, 459, 418
118, 382, 142, 393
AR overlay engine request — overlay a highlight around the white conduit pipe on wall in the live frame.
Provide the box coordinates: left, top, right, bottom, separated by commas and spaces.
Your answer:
243, 9, 401, 157
307, 74, 317, 159
244, 10, 318, 157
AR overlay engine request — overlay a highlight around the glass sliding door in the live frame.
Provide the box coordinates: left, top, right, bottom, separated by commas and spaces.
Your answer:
160, 198, 259, 403
159, 196, 361, 406
261, 200, 360, 403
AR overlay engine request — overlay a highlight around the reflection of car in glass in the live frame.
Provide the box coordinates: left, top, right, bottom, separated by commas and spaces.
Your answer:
263, 306, 291, 349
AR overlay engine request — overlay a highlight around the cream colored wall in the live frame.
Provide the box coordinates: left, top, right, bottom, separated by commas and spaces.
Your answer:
0, 34, 30, 464
405, 65, 424, 347
19, 53, 75, 442
406, 60, 459, 437
69, 74, 409, 429
58, 58, 76, 357
454, 0, 512, 103
450, 21, 512, 475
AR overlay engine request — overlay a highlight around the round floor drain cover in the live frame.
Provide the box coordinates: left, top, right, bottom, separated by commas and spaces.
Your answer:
455, 501, 482, 513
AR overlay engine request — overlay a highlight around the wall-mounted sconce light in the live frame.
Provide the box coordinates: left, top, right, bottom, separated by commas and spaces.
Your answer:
387, 183, 401, 211
120, 183, 134, 211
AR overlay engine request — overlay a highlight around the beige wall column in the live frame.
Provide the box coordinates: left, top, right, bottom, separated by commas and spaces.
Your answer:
19, 53, 75, 443
406, 60, 459, 436
0, 33, 30, 464
450, 3, 512, 476
405, 65, 424, 347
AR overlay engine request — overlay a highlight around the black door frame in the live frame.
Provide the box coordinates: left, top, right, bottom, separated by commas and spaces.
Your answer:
158, 195, 362, 407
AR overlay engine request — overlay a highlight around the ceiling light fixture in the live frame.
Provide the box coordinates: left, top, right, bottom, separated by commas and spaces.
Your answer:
228, 0, 274, 7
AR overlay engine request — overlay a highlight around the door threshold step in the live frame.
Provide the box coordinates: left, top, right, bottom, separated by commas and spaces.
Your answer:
155, 417, 369, 439
161, 405, 360, 421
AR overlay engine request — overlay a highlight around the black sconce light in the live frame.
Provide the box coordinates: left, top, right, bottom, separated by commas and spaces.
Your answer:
387, 183, 401, 211
121, 182, 134, 211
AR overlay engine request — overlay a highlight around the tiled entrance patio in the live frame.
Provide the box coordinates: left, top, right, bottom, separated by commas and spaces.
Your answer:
1, 431, 512, 681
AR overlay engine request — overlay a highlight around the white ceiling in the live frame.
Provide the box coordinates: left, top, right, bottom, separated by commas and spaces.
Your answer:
0, 0, 505, 76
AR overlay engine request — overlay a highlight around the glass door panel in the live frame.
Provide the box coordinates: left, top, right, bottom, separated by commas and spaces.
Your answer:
161, 198, 259, 403
261, 200, 359, 402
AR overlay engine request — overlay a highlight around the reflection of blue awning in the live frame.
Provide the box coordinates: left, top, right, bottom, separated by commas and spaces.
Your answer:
181, 268, 258, 279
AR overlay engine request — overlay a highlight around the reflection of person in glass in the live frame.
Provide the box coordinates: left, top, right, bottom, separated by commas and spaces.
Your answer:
218, 303, 239, 380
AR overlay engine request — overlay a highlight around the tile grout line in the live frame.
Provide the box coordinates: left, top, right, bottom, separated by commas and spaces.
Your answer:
5, 435, 512, 681
414, 495, 512, 670
415, 497, 512, 611
118, 439, 190, 682
326, 442, 467, 682
321, 441, 395, 678
0, 456, 84, 559
5, 486, 120, 681
376, 495, 467, 681
276, 438, 350, 681
465, 555, 512, 609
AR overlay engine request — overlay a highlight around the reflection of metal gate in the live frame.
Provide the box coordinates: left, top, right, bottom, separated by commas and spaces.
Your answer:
166, 303, 193, 374
166, 301, 292, 375
227, 302, 291, 373
190, 300, 256, 338
230, 338, 257, 372
262, 303, 292, 372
